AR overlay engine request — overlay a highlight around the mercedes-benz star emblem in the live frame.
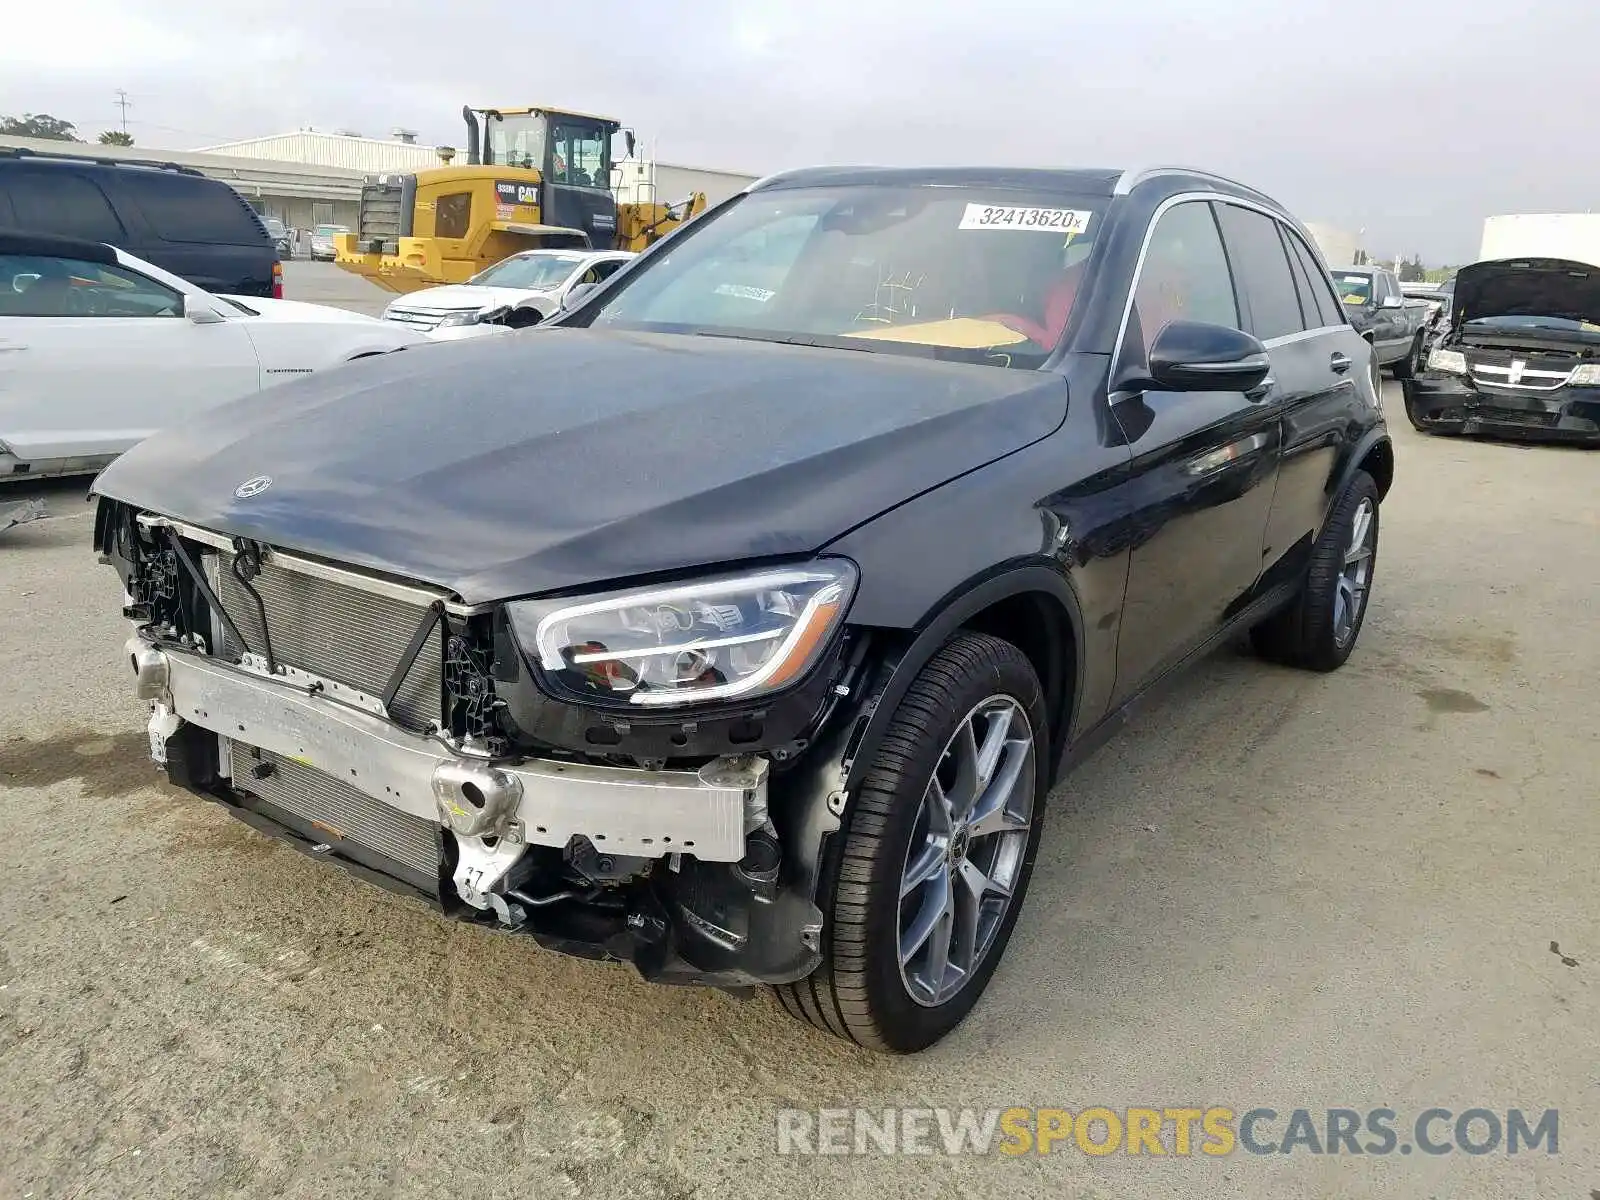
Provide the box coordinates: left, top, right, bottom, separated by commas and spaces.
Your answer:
233, 475, 273, 499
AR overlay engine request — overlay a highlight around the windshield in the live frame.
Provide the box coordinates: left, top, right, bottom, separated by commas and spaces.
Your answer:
582, 184, 1105, 368
471, 252, 585, 289
487, 113, 546, 171
1334, 273, 1373, 305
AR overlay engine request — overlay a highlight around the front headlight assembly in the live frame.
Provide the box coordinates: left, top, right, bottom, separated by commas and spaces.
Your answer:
435, 308, 490, 329
507, 561, 857, 707
1566, 363, 1600, 386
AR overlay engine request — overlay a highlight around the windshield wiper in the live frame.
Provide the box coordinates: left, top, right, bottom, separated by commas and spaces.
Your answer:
686, 328, 876, 353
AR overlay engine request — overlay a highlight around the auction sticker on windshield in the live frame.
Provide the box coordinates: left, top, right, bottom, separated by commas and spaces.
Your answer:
959, 204, 1092, 233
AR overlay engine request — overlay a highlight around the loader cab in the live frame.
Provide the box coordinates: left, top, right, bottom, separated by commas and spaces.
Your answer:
464, 106, 629, 249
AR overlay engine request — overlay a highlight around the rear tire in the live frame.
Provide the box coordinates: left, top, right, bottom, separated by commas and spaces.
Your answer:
1251, 470, 1380, 672
772, 632, 1048, 1052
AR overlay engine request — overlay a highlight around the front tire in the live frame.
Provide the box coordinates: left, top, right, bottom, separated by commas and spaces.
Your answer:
1392, 334, 1423, 380
773, 632, 1048, 1052
1251, 469, 1380, 671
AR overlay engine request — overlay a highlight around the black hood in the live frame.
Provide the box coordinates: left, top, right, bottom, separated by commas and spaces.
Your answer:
1452, 257, 1600, 330
94, 329, 1066, 604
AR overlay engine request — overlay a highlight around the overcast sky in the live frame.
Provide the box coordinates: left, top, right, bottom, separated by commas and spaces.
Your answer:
6, 0, 1597, 263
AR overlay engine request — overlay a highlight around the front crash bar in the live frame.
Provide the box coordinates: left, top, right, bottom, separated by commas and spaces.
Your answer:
129, 635, 753, 862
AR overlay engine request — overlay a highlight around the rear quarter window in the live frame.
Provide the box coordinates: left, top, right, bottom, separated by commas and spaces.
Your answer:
117, 172, 270, 246
0, 168, 126, 243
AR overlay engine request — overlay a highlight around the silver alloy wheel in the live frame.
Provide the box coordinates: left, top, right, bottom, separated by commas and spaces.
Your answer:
898, 695, 1035, 1008
1333, 497, 1375, 648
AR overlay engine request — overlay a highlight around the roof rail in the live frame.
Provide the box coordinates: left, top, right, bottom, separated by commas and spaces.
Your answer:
1113, 165, 1277, 203
0, 145, 204, 177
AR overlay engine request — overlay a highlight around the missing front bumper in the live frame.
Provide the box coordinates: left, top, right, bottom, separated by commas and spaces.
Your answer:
131, 634, 825, 985
130, 635, 755, 862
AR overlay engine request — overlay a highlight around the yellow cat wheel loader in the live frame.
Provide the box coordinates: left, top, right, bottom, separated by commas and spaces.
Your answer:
334, 105, 707, 294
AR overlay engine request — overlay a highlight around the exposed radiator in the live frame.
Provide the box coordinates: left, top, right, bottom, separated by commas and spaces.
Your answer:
213, 550, 443, 732
225, 739, 442, 878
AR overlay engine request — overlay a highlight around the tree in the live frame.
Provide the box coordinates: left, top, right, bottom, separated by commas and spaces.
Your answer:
0, 113, 80, 140
97, 130, 134, 146
1397, 254, 1427, 283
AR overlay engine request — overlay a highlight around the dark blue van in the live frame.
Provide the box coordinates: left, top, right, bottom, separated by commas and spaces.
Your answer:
0, 148, 281, 297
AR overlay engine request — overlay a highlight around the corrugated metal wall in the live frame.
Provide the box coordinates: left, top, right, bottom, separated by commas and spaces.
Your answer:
200, 133, 444, 175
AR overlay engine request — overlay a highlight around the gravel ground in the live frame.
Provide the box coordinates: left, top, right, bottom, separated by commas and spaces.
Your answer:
1, 298, 1595, 1198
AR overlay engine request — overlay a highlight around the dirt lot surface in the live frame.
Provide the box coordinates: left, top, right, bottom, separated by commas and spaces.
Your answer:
2, 357, 1595, 1197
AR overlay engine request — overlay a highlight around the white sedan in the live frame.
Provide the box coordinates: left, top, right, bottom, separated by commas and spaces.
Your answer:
383, 249, 635, 332
0, 231, 429, 481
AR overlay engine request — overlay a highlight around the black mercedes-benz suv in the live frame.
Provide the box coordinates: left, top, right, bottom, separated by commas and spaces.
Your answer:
93, 165, 1393, 1052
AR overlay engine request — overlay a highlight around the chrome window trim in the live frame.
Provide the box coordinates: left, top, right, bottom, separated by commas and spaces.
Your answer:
1113, 166, 1276, 203
1110, 191, 1346, 383
136, 514, 490, 616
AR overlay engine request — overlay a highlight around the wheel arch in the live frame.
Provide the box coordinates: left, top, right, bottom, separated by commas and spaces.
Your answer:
1356, 433, 1395, 500
844, 563, 1084, 794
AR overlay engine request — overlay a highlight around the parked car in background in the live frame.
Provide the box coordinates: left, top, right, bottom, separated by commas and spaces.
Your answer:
1417, 276, 1456, 359
93, 165, 1392, 1053
308, 224, 349, 262
1404, 256, 1600, 444
1400, 279, 1451, 319
0, 147, 282, 297
0, 230, 425, 480
260, 216, 293, 260
383, 249, 635, 331
1333, 265, 1428, 378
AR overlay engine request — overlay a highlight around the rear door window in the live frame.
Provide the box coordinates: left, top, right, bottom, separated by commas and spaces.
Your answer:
1215, 203, 1306, 340
1284, 230, 1344, 327
2, 170, 126, 242
118, 173, 267, 245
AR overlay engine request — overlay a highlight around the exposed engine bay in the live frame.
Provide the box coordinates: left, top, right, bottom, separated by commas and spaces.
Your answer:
96, 499, 882, 988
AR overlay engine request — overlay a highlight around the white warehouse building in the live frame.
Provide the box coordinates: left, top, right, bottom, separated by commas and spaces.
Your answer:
206, 130, 758, 212
1304, 222, 1364, 268
200, 130, 446, 175
0, 133, 371, 232
1479, 213, 1600, 268
1, 129, 757, 240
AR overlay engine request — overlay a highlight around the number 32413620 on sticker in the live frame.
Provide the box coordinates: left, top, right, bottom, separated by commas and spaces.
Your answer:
958, 203, 1092, 233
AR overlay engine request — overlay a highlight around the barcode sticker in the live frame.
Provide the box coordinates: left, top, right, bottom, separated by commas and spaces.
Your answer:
959, 204, 1093, 233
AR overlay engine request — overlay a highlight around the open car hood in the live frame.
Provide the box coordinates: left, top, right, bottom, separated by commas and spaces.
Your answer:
1452, 258, 1600, 330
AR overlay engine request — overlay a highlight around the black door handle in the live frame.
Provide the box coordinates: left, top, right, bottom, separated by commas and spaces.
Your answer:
1330, 352, 1352, 374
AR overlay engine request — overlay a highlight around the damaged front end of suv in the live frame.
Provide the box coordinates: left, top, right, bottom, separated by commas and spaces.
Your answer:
1403, 257, 1600, 444
97, 499, 879, 988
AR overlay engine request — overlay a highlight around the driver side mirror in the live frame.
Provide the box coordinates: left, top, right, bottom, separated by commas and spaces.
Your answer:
184, 294, 226, 324
1117, 320, 1271, 394
561, 281, 598, 311
1379, 293, 1404, 310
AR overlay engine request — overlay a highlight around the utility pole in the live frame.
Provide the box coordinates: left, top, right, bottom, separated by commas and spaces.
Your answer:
114, 89, 131, 134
